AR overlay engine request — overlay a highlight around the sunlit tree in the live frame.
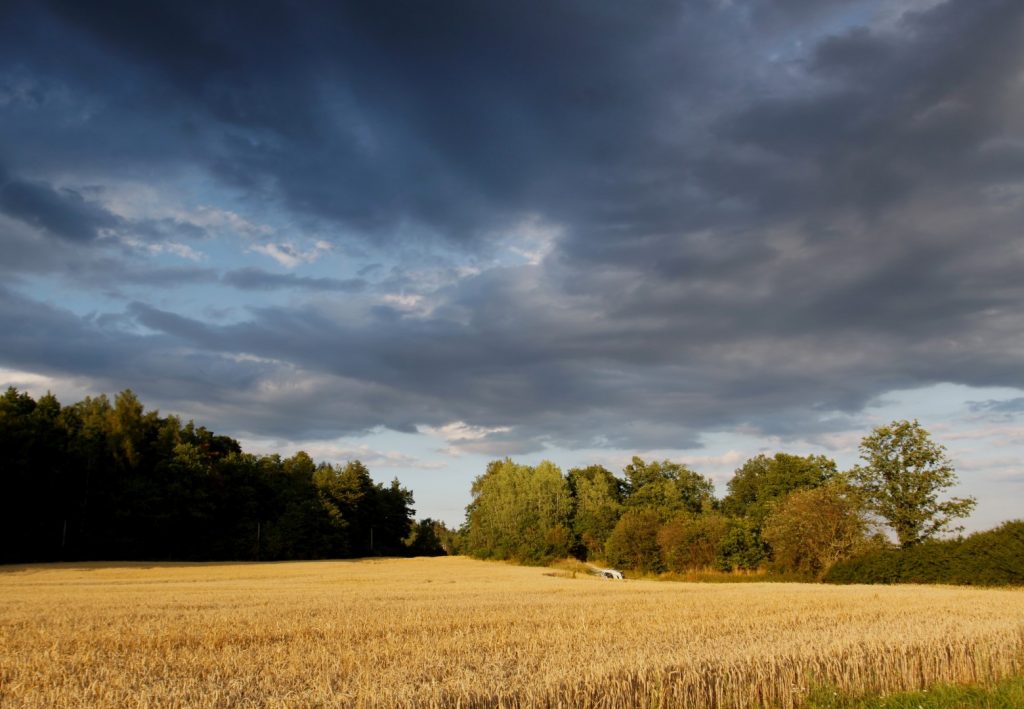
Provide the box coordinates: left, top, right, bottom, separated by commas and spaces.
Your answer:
852, 420, 975, 548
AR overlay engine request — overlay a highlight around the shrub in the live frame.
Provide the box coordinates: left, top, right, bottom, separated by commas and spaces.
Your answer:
824, 520, 1024, 586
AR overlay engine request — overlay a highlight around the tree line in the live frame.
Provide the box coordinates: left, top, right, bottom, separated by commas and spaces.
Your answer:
0, 387, 447, 563
458, 420, 997, 580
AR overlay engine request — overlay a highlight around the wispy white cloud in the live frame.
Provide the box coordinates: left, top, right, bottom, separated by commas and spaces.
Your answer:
118, 236, 205, 261
251, 240, 332, 268
95, 185, 275, 239
237, 436, 445, 470
184, 206, 275, 237
678, 449, 747, 471
420, 420, 514, 456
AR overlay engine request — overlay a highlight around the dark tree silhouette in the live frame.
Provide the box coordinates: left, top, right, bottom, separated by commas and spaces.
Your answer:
0, 388, 425, 564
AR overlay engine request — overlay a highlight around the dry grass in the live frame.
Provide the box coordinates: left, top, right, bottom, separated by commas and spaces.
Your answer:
1, 557, 1021, 708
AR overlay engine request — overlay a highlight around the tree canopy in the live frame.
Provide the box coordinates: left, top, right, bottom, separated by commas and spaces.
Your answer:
621, 457, 715, 517
462, 459, 573, 562
853, 420, 975, 548
721, 453, 837, 525
5, 387, 1000, 585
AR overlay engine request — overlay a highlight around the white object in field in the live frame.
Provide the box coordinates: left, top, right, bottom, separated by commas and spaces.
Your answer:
584, 562, 624, 579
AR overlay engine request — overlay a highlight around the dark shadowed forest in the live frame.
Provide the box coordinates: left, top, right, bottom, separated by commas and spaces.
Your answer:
0, 387, 447, 563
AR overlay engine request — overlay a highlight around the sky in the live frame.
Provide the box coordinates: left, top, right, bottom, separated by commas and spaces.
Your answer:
1, 0, 1022, 531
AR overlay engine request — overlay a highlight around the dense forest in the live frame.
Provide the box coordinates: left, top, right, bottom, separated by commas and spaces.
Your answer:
457, 421, 1021, 584
0, 387, 447, 563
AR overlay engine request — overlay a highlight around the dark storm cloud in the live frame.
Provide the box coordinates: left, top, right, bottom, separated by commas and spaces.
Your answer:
723, 0, 1023, 201
0, 171, 119, 242
113, 256, 1021, 448
0, 164, 215, 285
1, 0, 728, 241
5, 0, 1016, 243
1, 0, 1024, 452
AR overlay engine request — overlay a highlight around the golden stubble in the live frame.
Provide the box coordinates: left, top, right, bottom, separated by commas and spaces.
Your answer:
1, 557, 1021, 708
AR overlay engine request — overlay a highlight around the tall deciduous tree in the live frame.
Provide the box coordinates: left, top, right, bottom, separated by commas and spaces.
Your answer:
852, 420, 975, 548
714, 518, 767, 571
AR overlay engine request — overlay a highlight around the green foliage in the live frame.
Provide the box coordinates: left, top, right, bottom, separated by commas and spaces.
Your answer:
463, 458, 572, 563
715, 518, 768, 571
853, 420, 975, 547
453, 427, 1002, 583
823, 520, 1024, 586
721, 453, 837, 526
0, 388, 420, 563
622, 457, 715, 518
657, 512, 729, 572
405, 518, 448, 556
808, 674, 1024, 708
567, 464, 623, 559
761, 481, 874, 578
432, 520, 462, 555
605, 508, 663, 572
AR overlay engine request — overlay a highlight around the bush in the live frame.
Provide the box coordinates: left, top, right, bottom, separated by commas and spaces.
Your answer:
824, 520, 1024, 586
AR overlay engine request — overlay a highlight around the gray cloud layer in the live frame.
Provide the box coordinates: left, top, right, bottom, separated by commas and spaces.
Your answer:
222, 268, 366, 293
0, 170, 119, 242
1, 0, 1022, 451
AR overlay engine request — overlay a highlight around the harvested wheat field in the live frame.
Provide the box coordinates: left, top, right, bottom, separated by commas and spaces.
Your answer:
1, 557, 1022, 708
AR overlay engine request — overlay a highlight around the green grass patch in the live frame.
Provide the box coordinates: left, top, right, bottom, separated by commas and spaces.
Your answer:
807, 675, 1024, 708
